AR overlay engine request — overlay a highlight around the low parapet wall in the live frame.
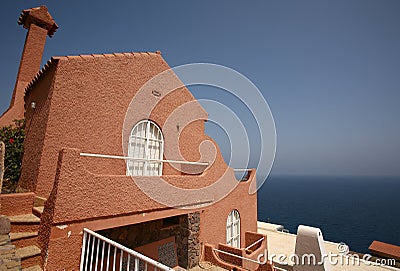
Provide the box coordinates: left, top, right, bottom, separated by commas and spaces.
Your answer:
0, 192, 35, 216
204, 232, 273, 271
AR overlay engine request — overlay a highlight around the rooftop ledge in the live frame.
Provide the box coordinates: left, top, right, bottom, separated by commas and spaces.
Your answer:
257, 221, 400, 271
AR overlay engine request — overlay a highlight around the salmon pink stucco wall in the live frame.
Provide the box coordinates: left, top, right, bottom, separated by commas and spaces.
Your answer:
38, 148, 257, 270
0, 192, 35, 216
19, 62, 57, 193
18, 52, 228, 198
17, 51, 258, 270
199, 170, 258, 249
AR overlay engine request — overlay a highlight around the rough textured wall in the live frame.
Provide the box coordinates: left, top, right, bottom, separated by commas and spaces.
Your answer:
15, 25, 48, 92
0, 193, 35, 216
35, 140, 256, 269
199, 170, 258, 249
20, 52, 228, 199
18, 62, 57, 193
20, 51, 258, 269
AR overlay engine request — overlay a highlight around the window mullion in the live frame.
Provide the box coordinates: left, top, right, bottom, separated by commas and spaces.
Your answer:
144, 121, 151, 176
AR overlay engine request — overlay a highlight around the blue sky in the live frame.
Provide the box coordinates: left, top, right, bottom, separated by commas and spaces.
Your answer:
0, 1, 399, 176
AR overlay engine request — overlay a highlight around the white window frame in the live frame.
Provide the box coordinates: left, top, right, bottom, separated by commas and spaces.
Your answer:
226, 209, 240, 248
127, 120, 164, 176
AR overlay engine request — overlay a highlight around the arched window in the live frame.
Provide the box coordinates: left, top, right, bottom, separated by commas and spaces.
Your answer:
226, 209, 240, 248
127, 120, 164, 176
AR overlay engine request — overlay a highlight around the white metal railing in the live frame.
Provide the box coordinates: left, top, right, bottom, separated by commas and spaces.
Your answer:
245, 237, 264, 251
80, 228, 174, 271
80, 152, 209, 166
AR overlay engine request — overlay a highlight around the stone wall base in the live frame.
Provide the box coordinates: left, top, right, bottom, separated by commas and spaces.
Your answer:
0, 215, 21, 271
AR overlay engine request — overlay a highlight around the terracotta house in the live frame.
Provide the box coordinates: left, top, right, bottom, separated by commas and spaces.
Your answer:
0, 6, 273, 271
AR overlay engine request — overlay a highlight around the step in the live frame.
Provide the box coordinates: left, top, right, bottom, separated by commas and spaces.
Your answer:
10, 232, 38, 248
16, 245, 41, 259
16, 245, 41, 269
34, 196, 46, 208
10, 232, 38, 241
32, 206, 44, 217
9, 214, 40, 223
9, 214, 40, 233
23, 265, 43, 271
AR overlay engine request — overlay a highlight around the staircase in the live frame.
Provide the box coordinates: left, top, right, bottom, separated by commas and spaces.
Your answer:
7, 196, 46, 271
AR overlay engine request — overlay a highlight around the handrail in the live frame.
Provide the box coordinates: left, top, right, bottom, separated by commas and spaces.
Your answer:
80, 152, 209, 166
245, 237, 265, 251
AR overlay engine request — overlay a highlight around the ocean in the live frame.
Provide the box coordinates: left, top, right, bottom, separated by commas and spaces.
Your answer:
257, 175, 400, 254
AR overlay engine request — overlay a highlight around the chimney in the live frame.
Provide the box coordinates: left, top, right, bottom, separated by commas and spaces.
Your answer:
0, 6, 58, 127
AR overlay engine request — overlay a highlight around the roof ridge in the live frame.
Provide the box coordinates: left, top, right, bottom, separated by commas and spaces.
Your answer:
24, 50, 163, 97
55, 51, 162, 60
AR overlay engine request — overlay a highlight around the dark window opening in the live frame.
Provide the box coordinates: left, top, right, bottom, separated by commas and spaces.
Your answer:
162, 216, 180, 228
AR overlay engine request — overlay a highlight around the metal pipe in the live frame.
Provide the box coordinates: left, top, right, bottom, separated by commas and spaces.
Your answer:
245, 237, 265, 251
80, 152, 209, 166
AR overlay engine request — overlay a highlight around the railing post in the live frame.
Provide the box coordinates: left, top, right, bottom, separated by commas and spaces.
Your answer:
106, 243, 111, 271
134, 257, 139, 271
113, 245, 117, 271
90, 233, 95, 271
119, 250, 123, 270
100, 241, 105, 271
79, 230, 87, 271
95, 238, 100, 270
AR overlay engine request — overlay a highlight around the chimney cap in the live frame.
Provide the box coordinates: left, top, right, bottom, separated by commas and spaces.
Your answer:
18, 6, 58, 37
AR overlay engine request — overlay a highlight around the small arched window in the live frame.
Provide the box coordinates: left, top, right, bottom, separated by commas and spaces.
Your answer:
226, 209, 240, 248
127, 120, 164, 176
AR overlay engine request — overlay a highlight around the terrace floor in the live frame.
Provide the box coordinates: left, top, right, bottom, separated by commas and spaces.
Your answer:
258, 221, 399, 271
